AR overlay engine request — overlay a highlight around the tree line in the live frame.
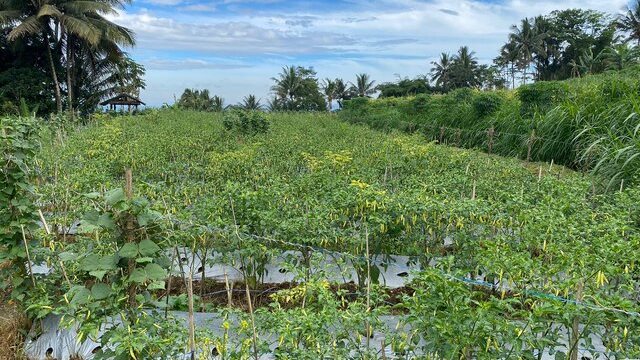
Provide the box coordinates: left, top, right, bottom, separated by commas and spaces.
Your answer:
0, 0, 146, 117
180, 4, 640, 112
177, 68, 378, 112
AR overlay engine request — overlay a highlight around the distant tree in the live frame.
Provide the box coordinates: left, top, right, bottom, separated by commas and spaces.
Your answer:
350, 73, 376, 97
271, 65, 326, 111
212, 95, 224, 112
241, 94, 262, 110
321, 78, 336, 110
495, 41, 519, 88
617, 0, 640, 45
266, 96, 282, 112
600, 43, 640, 70
509, 18, 545, 83
430, 53, 453, 91
450, 46, 480, 88
333, 78, 352, 108
177, 89, 222, 111
377, 76, 433, 98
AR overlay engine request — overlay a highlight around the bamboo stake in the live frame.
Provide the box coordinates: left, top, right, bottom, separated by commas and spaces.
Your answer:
187, 270, 196, 360
527, 129, 536, 162
538, 165, 543, 182
569, 281, 584, 360
21, 226, 36, 288
487, 126, 495, 155
245, 282, 259, 360
124, 168, 137, 308
365, 227, 371, 351
620, 179, 624, 193
381, 339, 387, 360
224, 270, 233, 307
471, 180, 476, 200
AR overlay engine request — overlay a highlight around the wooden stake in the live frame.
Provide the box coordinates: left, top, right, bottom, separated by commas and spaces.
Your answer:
21, 226, 36, 288
365, 227, 372, 351
224, 270, 233, 307
124, 168, 137, 309
487, 126, 495, 155
538, 165, 543, 182
471, 180, 477, 200
187, 270, 196, 360
527, 129, 536, 162
569, 281, 584, 360
620, 179, 624, 193
245, 282, 259, 360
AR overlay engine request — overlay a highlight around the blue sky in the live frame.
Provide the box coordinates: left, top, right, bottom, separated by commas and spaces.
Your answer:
108, 0, 630, 106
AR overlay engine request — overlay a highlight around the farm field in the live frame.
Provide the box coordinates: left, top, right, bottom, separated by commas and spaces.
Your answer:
5, 110, 637, 358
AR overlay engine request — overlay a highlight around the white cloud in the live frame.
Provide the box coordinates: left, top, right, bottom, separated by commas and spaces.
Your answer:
107, 0, 630, 105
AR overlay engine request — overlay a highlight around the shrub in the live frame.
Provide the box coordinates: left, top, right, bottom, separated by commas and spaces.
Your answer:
472, 92, 504, 118
517, 81, 568, 115
223, 110, 269, 135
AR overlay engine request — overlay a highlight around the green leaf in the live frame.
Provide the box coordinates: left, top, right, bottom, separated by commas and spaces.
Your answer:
138, 239, 160, 257
97, 213, 115, 230
59, 252, 76, 262
80, 254, 101, 272
135, 257, 154, 263
148, 281, 165, 290
98, 255, 118, 270
91, 283, 111, 300
144, 263, 167, 281
84, 192, 101, 199
89, 270, 108, 280
71, 287, 91, 305
118, 243, 139, 258
129, 269, 147, 284
105, 188, 126, 206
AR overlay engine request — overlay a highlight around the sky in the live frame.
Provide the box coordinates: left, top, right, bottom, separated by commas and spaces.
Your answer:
107, 0, 631, 106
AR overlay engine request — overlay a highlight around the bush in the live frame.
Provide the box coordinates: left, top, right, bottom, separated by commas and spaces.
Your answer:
517, 81, 568, 115
223, 110, 269, 135
472, 92, 504, 118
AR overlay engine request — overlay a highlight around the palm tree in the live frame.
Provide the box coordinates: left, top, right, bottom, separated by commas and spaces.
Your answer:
618, 0, 640, 45
1, 0, 64, 112
451, 46, 479, 88
509, 18, 545, 83
351, 73, 375, 97
241, 94, 261, 110
212, 95, 223, 112
321, 78, 336, 111
601, 44, 640, 70
333, 78, 350, 109
271, 65, 301, 103
430, 52, 453, 90
0, 0, 135, 113
496, 42, 519, 89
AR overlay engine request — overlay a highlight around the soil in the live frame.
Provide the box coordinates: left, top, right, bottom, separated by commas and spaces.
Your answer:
163, 276, 415, 312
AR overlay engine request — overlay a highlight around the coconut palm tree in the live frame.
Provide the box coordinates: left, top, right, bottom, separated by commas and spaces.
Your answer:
496, 42, 519, 88
430, 52, 453, 90
601, 44, 640, 70
509, 18, 545, 83
618, 0, 640, 45
351, 73, 375, 97
333, 78, 350, 108
0, 0, 135, 113
1, 0, 64, 112
271, 65, 301, 103
212, 95, 223, 112
241, 94, 261, 110
321, 78, 336, 111
451, 46, 480, 88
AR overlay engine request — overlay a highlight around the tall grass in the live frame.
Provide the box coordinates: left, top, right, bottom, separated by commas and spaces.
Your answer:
339, 67, 640, 187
